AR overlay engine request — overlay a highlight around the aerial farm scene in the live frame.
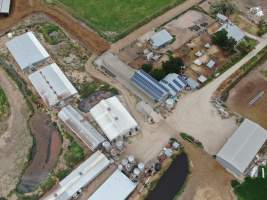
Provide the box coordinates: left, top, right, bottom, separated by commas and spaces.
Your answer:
0, 0, 267, 200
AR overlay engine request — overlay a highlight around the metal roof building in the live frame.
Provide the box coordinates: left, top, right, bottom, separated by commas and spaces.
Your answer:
217, 119, 267, 178
6, 32, 50, 70
28, 63, 78, 107
88, 169, 136, 200
58, 105, 105, 151
220, 23, 245, 43
43, 151, 110, 200
150, 29, 173, 49
90, 96, 138, 141
159, 73, 187, 96
0, 0, 10, 14
131, 70, 169, 102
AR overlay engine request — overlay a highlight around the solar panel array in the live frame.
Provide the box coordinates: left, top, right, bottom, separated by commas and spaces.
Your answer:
131, 70, 169, 102
160, 74, 187, 96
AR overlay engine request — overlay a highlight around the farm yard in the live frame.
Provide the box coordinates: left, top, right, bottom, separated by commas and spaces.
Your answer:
227, 58, 267, 129
55, 0, 186, 41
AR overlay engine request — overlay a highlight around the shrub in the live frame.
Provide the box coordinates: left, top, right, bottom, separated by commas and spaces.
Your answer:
64, 140, 84, 168
142, 64, 153, 73
212, 29, 237, 52
210, 0, 236, 16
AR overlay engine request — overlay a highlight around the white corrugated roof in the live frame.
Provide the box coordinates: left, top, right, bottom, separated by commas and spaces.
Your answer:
58, 105, 105, 150
220, 23, 245, 42
28, 63, 78, 107
43, 151, 110, 200
88, 169, 136, 200
0, 0, 10, 14
6, 32, 49, 70
90, 96, 138, 141
150, 29, 173, 49
217, 119, 267, 174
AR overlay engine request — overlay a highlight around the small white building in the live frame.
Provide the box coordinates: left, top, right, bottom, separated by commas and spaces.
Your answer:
88, 169, 137, 200
159, 73, 187, 96
150, 29, 173, 49
28, 63, 78, 107
58, 105, 105, 151
206, 59, 216, 69
6, 31, 50, 71
217, 119, 267, 178
220, 23, 245, 43
43, 151, 110, 200
90, 96, 138, 141
0, 0, 10, 15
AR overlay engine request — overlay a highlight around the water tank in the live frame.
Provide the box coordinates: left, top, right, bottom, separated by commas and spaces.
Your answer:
118, 164, 123, 171
128, 155, 135, 164
138, 163, 145, 171
121, 159, 128, 166
102, 141, 111, 152
133, 168, 141, 176
116, 140, 124, 151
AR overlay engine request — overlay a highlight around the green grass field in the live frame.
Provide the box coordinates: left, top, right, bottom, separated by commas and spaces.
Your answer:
56, 0, 185, 41
0, 87, 10, 122
233, 167, 267, 200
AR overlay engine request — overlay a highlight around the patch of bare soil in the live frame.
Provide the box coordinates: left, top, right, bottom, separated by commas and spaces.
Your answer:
0, 69, 32, 197
0, 0, 109, 54
18, 112, 61, 193
227, 60, 267, 129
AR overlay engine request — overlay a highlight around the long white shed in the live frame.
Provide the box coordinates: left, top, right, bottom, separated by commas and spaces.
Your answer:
58, 105, 105, 150
88, 169, 136, 200
6, 31, 49, 71
28, 63, 78, 107
43, 151, 110, 200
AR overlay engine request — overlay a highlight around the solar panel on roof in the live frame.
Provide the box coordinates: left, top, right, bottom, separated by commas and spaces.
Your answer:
131, 71, 168, 101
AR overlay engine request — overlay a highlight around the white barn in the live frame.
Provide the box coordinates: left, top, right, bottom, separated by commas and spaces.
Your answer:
28, 63, 78, 107
88, 169, 136, 200
58, 105, 105, 151
217, 119, 267, 178
90, 96, 138, 141
43, 151, 110, 200
6, 32, 50, 71
150, 29, 173, 49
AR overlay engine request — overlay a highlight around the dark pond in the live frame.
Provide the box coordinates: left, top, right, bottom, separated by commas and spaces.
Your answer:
146, 152, 189, 200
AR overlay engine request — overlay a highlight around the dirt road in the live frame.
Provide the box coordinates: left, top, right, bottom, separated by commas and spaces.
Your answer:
110, 0, 203, 53
0, 0, 109, 54
0, 68, 32, 197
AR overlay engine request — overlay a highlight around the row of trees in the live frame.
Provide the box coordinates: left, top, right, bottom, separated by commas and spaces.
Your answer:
142, 56, 184, 81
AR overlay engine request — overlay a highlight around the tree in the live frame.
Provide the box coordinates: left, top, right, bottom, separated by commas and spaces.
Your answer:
150, 69, 166, 81
212, 29, 237, 52
162, 56, 184, 74
210, 0, 236, 16
141, 63, 153, 73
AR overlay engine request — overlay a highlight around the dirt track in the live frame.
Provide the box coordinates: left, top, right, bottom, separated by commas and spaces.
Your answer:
0, 68, 32, 197
0, 0, 109, 54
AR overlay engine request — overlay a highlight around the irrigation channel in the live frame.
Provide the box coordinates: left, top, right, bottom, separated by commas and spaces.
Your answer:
146, 153, 189, 200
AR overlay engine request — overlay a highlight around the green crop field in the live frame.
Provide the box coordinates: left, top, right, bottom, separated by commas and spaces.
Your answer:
56, 0, 185, 41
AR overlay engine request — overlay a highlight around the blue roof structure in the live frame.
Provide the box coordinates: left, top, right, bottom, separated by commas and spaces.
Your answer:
160, 73, 187, 96
131, 70, 169, 102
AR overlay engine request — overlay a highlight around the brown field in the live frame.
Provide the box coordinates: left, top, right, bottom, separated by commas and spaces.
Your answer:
18, 112, 61, 193
227, 60, 267, 129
